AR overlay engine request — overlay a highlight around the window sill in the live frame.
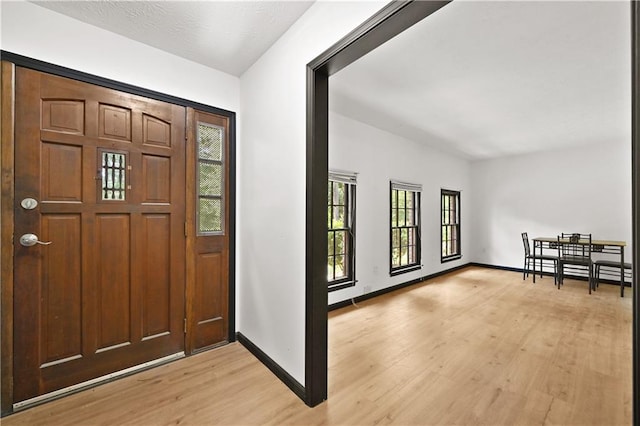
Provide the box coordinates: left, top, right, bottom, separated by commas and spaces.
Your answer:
441, 255, 462, 264
328, 280, 356, 292
390, 264, 421, 277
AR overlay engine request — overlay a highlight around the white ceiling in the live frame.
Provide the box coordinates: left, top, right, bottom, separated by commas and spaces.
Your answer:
330, 1, 631, 160
31, 0, 315, 76
30, 1, 631, 161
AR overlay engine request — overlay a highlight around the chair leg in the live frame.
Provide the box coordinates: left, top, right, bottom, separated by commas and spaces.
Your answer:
539, 258, 543, 278
523, 258, 527, 281
559, 263, 563, 286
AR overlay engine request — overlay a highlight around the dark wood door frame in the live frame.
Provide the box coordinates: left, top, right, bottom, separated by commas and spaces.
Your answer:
0, 51, 236, 416
305, 2, 639, 422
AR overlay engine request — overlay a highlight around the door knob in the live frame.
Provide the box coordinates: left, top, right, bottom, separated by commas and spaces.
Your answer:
20, 197, 38, 210
19, 233, 52, 247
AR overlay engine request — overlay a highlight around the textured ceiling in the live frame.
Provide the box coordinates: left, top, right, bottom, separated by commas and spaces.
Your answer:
330, 1, 631, 160
31, 0, 315, 76
29, 1, 631, 161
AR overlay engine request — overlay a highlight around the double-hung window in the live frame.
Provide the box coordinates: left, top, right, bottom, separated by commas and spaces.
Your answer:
441, 189, 461, 262
327, 171, 356, 291
390, 181, 421, 275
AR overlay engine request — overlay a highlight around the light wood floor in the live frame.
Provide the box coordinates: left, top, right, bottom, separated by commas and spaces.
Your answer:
3, 267, 632, 425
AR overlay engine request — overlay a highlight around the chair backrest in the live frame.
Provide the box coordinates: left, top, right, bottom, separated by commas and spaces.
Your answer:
521, 232, 531, 256
558, 233, 592, 259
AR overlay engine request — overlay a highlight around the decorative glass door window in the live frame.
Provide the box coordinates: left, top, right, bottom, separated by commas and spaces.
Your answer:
197, 122, 224, 234
101, 151, 127, 200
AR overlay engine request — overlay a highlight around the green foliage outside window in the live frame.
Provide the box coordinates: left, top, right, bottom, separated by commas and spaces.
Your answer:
391, 188, 418, 269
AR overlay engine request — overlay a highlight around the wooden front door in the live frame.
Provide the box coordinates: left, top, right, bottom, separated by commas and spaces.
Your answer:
13, 68, 186, 403
185, 109, 230, 353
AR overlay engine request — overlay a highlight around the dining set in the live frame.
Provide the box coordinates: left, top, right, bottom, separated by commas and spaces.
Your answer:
521, 232, 631, 297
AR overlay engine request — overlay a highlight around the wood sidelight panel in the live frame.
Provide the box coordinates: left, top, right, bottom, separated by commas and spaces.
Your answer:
186, 109, 230, 354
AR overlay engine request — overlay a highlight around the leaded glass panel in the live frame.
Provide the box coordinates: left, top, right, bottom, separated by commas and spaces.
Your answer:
197, 124, 223, 161
197, 121, 224, 235
198, 163, 222, 196
199, 198, 222, 233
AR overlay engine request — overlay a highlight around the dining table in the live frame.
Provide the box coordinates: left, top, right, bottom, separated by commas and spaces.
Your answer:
532, 236, 627, 297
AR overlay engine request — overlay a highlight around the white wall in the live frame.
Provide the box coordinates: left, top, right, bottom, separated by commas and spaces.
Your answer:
470, 141, 632, 268
0, 0, 240, 113
328, 112, 470, 304
238, 1, 387, 385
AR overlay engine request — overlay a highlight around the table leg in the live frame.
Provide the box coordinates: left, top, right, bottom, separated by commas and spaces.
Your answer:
620, 247, 625, 298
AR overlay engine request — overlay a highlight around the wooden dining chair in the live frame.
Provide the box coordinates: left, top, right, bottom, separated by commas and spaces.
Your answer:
522, 232, 557, 284
557, 233, 594, 293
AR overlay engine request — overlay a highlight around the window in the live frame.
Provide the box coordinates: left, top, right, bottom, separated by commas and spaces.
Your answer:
99, 150, 127, 201
327, 171, 356, 291
441, 189, 461, 262
197, 122, 225, 235
390, 181, 422, 275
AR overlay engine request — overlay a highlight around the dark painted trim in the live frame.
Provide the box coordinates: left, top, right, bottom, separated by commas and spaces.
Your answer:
236, 333, 306, 401
308, 1, 451, 76
329, 262, 631, 314
306, 0, 452, 408
228, 111, 237, 344
469, 262, 523, 273
305, 64, 329, 407
0, 51, 239, 409
470, 262, 632, 287
390, 264, 422, 277
328, 280, 357, 293
631, 2, 639, 424
0, 51, 235, 118
329, 264, 471, 311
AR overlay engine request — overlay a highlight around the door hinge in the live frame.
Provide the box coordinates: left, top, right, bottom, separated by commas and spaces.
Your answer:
184, 318, 187, 334
184, 222, 188, 237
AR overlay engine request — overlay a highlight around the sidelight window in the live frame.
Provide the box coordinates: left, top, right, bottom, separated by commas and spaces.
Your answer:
197, 123, 225, 235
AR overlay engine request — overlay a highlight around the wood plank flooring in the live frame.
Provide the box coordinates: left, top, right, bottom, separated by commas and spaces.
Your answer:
3, 266, 632, 425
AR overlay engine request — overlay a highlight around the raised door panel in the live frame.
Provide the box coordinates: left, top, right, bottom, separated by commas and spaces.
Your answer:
143, 114, 171, 147
140, 214, 171, 339
99, 104, 132, 142
41, 142, 83, 202
40, 214, 82, 367
95, 214, 131, 352
142, 155, 171, 203
194, 252, 227, 349
41, 100, 85, 135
